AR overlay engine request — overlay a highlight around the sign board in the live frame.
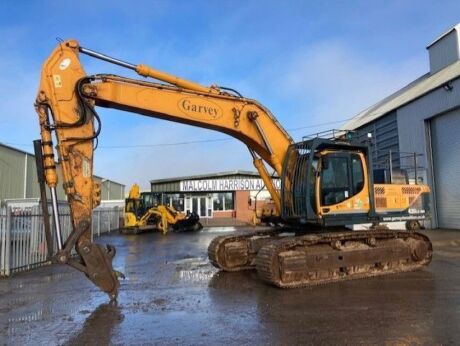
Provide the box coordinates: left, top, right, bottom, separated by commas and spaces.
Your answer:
180, 178, 281, 192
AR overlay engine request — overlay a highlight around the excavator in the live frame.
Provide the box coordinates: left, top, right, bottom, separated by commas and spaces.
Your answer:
123, 183, 202, 234
34, 40, 432, 300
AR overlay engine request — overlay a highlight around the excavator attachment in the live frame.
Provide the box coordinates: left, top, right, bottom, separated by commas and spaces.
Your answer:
74, 242, 120, 298
34, 41, 121, 299
172, 212, 203, 232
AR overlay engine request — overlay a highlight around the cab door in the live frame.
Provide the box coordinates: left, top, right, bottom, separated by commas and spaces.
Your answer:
317, 152, 368, 217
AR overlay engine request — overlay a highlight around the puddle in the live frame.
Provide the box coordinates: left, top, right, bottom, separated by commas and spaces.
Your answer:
170, 257, 207, 265
177, 269, 216, 283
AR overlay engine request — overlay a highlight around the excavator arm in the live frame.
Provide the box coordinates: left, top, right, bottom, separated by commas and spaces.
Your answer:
35, 40, 293, 299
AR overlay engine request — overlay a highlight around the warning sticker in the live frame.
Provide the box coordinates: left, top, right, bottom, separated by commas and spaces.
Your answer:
82, 158, 91, 178
59, 58, 71, 70
53, 75, 62, 88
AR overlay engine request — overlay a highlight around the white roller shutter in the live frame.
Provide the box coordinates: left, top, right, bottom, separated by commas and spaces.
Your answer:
431, 109, 460, 229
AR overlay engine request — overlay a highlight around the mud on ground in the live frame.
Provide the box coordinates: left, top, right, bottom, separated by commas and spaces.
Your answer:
1, 228, 459, 345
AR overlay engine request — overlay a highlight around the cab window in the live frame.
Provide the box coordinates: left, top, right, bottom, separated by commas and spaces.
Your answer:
321, 156, 350, 206
351, 154, 364, 194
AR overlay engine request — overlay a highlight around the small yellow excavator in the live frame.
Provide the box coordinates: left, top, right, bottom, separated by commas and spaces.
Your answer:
123, 184, 202, 234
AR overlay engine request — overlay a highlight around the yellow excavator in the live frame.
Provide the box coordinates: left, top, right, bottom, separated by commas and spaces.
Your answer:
124, 183, 202, 234
34, 40, 432, 299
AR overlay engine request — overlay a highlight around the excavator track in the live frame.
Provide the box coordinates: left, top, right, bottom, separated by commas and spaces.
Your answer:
255, 230, 432, 288
208, 229, 293, 271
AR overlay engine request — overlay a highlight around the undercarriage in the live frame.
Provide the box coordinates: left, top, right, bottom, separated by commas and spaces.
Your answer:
208, 228, 432, 287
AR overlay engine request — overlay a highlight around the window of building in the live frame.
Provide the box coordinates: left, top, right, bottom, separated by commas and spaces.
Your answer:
212, 192, 234, 211
224, 192, 234, 210
164, 193, 184, 211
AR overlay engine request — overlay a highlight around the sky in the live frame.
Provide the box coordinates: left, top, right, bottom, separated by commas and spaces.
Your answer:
0, 1, 459, 189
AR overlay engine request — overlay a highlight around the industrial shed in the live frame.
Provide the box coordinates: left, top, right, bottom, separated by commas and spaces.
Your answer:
343, 23, 460, 229
0, 143, 125, 204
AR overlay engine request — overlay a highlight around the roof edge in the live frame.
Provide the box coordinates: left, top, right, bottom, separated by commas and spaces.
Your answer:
341, 61, 460, 131
426, 23, 460, 49
150, 170, 270, 184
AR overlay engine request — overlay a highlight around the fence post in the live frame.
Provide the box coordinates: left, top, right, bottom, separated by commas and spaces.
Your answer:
117, 207, 120, 229
97, 210, 101, 237
30, 206, 38, 265
5, 207, 11, 276
0, 208, 6, 276
108, 209, 111, 233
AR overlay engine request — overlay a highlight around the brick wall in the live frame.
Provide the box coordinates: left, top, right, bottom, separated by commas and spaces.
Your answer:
213, 210, 235, 218
235, 191, 252, 223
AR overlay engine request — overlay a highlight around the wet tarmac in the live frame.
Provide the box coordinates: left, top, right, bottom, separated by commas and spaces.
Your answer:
1, 227, 460, 345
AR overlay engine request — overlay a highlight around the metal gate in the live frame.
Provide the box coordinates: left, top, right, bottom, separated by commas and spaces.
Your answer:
0, 203, 123, 276
431, 109, 460, 229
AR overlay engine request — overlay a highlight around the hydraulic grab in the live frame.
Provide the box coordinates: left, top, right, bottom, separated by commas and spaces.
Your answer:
35, 40, 432, 299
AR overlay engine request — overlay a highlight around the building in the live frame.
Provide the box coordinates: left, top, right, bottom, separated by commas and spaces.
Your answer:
151, 171, 280, 223
342, 23, 460, 229
0, 143, 125, 204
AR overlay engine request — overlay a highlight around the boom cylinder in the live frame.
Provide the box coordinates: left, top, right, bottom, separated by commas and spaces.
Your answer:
135, 64, 211, 93
50, 187, 63, 250
35, 102, 62, 250
78, 45, 211, 93
35, 104, 58, 187
79, 46, 136, 70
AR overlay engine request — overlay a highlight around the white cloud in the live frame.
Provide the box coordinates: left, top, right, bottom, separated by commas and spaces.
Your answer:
276, 40, 427, 135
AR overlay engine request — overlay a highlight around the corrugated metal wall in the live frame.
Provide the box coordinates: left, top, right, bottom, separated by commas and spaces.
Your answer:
97, 178, 125, 200
397, 78, 460, 229
0, 144, 125, 203
430, 109, 460, 229
0, 146, 26, 201
351, 77, 460, 229
152, 181, 181, 193
26, 154, 41, 199
355, 111, 400, 170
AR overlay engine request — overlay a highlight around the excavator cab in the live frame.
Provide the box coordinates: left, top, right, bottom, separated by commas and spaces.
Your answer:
281, 137, 430, 227
124, 191, 161, 227
282, 137, 367, 224
140, 192, 161, 210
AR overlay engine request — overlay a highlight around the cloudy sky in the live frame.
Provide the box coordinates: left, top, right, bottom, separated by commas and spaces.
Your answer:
0, 1, 459, 189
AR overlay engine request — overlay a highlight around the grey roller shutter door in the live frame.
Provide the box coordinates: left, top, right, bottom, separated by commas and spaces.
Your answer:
431, 109, 460, 229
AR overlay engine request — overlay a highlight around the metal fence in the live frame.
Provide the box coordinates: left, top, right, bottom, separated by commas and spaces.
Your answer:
0, 204, 123, 276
